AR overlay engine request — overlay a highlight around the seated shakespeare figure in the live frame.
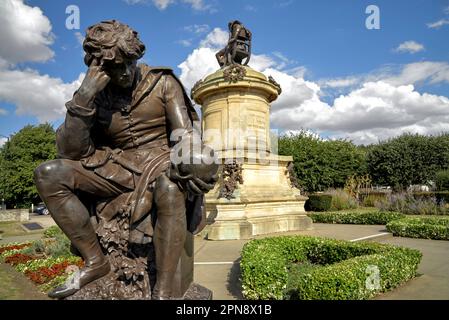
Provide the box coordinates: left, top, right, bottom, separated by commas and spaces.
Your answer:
215, 20, 252, 67
34, 20, 218, 300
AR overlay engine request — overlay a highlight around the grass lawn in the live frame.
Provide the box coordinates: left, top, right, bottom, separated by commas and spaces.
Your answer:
0, 221, 45, 237
0, 262, 48, 300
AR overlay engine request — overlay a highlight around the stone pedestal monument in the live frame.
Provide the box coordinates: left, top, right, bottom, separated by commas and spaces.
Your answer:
191, 22, 312, 240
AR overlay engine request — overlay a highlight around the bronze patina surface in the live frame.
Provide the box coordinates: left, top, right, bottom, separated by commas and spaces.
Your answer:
34, 20, 217, 300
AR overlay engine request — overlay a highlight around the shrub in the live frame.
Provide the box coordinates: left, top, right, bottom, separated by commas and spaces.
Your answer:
41, 226, 72, 257
308, 210, 404, 225
386, 217, 449, 240
304, 194, 332, 211
241, 236, 421, 300
436, 170, 449, 191
44, 225, 64, 238
413, 192, 449, 206
359, 192, 388, 207
376, 192, 448, 215
325, 189, 358, 211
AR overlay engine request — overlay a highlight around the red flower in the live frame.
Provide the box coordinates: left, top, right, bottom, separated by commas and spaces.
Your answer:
0, 243, 31, 254
25, 260, 85, 284
4, 253, 34, 265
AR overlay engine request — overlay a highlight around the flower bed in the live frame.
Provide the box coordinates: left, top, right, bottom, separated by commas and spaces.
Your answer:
241, 235, 422, 300
386, 217, 449, 240
308, 210, 404, 225
0, 242, 32, 255
0, 233, 83, 294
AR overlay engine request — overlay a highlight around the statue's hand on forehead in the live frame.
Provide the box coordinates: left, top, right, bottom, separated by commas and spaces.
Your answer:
74, 59, 111, 107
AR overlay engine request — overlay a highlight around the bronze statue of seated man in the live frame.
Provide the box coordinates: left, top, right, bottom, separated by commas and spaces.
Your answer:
34, 20, 217, 300
216, 20, 252, 67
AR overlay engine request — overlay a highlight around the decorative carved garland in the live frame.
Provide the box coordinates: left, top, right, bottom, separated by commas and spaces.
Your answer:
218, 161, 244, 200
223, 65, 247, 83
268, 75, 282, 95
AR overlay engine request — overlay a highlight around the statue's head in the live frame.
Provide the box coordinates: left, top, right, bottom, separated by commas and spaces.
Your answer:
83, 20, 145, 88
228, 20, 243, 31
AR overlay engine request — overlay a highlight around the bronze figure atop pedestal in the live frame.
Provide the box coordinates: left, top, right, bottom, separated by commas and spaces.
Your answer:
216, 20, 252, 67
34, 20, 218, 300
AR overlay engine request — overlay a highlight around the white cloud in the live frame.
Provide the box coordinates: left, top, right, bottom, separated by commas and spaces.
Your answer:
278, 0, 294, 8
182, 0, 215, 12
75, 32, 84, 46
0, 0, 84, 123
270, 81, 449, 144
130, 0, 215, 11
245, 5, 257, 12
184, 24, 210, 34
321, 76, 361, 89
0, 108, 7, 115
178, 47, 218, 91
0, 137, 8, 148
0, 67, 84, 122
384, 61, 449, 86
124, 0, 148, 4
177, 39, 193, 47
320, 61, 449, 90
180, 29, 449, 145
394, 41, 425, 54
0, 0, 54, 64
272, 51, 297, 69
75, 31, 84, 45
199, 28, 228, 49
427, 19, 449, 29
152, 0, 174, 10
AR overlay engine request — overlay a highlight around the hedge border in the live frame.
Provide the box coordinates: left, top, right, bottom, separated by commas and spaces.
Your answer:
386, 217, 449, 240
308, 210, 405, 225
241, 236, 422, 300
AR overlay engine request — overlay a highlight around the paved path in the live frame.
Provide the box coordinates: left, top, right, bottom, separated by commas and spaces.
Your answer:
193, 224, 449, 300
1, 222, 448, 300
375, 237, 449, 300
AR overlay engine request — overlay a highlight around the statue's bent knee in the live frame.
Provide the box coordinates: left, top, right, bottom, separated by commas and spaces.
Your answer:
34, 159, 72, 187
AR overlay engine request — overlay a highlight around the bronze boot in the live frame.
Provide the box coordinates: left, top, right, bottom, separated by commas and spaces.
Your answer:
48, 234, 111, 299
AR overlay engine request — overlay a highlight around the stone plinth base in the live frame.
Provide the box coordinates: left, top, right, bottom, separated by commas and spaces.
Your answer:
202, 154, 312, 240
205, 209, 312, 240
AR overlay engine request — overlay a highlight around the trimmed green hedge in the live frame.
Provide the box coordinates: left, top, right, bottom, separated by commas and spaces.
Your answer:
305, 194, 332, 211
386, 217, 449, 240
241, 236, 422, 300
308, 210, 405, 225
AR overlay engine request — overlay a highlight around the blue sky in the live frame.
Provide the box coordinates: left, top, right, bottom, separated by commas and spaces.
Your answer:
0, 0, 448, 145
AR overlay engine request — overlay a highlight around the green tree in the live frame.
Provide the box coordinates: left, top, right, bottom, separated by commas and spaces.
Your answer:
366, 133, 449, 190
278, 131, 366, 192
0, 124, 56, 208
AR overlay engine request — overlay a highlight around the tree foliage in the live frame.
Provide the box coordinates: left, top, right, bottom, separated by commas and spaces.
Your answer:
0, 124, 56, 208
278, 131, 366, 192
366, 133, 449, 190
